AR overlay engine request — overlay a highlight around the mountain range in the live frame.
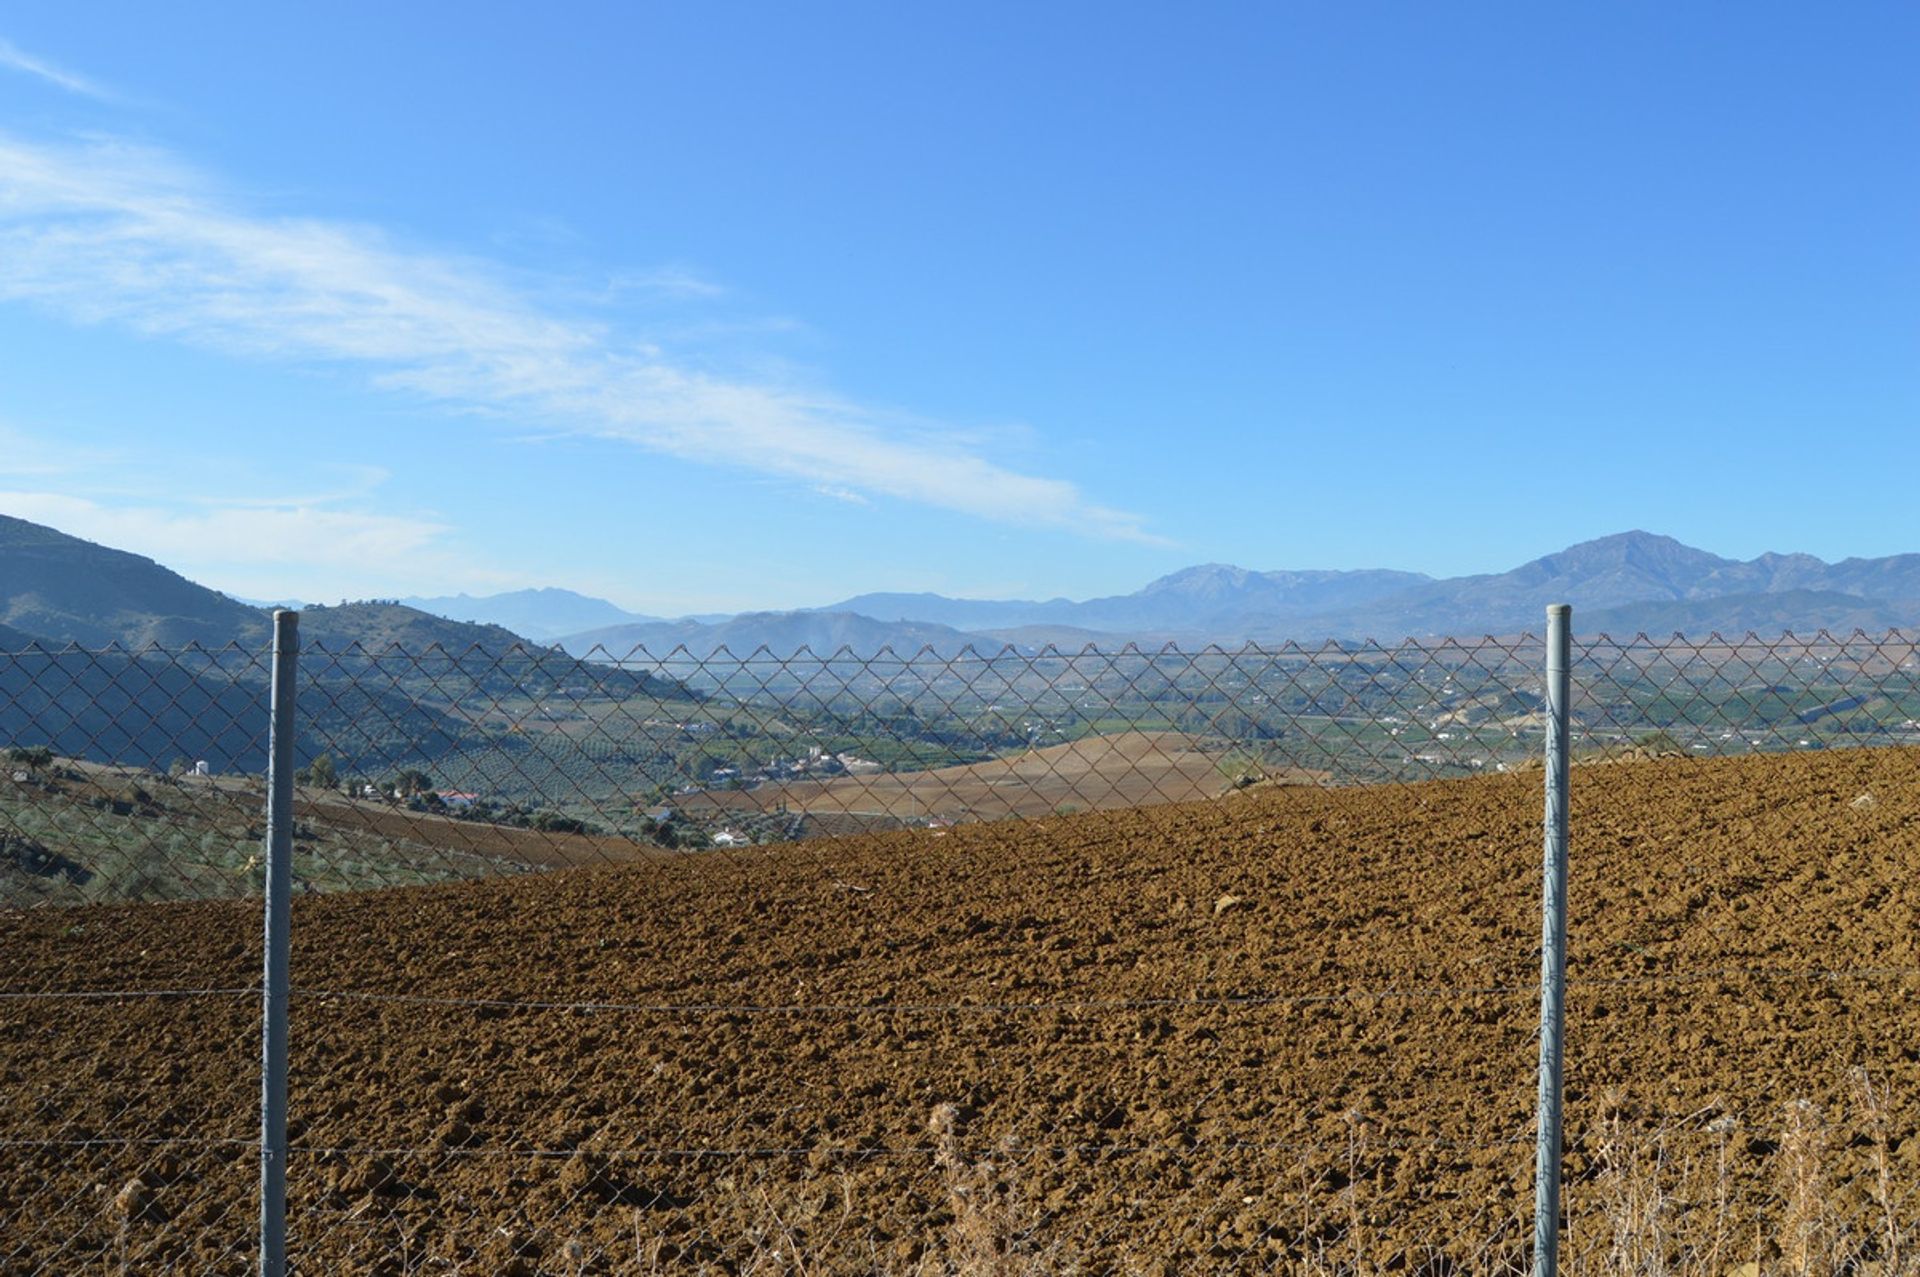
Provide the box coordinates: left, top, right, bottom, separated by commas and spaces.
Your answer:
555, 532, 1920, 657
5, 512, 1920, 663
817, 565, 1435, 635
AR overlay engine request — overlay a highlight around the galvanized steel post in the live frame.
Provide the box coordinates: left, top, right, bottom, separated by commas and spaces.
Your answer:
1532, 604, 1572, 1277
261, 610, 298, 1277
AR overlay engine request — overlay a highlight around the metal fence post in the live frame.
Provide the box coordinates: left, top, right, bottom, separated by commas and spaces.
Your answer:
262, 610, 299, 1277
1532, 604, 1572, 1277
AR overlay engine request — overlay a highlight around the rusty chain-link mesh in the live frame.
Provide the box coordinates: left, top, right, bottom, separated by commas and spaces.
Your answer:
3, 627, 1919, 1272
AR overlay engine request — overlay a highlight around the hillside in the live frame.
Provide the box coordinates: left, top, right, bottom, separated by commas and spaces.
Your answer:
0, 647, 280, 772
8, 748, 1920, 1269
296, 601, 698, 725
971, 622, 1131, 650
299, 601, 561, 653
0, 513, 267, 647
0, 620, 46, 651
0, 514, 700, 774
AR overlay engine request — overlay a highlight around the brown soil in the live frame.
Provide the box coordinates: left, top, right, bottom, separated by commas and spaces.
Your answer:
6, 747, 1920, 1273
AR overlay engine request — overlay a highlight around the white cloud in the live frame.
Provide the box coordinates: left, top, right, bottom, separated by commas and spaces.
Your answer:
0, 38, 114, 101
192, 464, 399, 511
0, 129, 1164, 545
0, 491, 446, 565
0, 490, 484, 602
603, 265, 727, 301
813, 485, 871, 506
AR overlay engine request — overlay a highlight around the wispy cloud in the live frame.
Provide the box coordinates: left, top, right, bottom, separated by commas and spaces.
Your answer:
0, 38, 114, 101
0, 489, 490, 602
0, 425, 481, 600
191, 464, 399, 511
0, 421, 119, 478
0, 490, 446, 566
0, 129, 1162, 544
604, 265, 727, 301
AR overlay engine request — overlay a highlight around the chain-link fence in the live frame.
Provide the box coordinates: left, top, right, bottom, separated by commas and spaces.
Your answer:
4, 620, 1920, 1273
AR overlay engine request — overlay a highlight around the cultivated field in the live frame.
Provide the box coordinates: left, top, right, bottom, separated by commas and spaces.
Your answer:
683, 729, 1302, 824
6, 748, 1920, 1273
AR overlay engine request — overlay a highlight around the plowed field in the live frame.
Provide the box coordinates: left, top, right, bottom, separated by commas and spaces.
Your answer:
7, 748, 1920, 1274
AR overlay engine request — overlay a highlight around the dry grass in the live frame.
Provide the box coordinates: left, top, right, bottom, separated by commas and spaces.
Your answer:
916, 1102, 1064, 1277
1556, 1075, 1920, 1277
644, 1079, 1920, 1276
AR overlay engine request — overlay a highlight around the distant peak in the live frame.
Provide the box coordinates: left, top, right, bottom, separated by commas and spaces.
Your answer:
1534, 530, 1724, 567
1142, 563, 1255, 589
1563, 530, 1686, 552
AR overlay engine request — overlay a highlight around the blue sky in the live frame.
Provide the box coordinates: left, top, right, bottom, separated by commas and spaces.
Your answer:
0, 3, 1913, 614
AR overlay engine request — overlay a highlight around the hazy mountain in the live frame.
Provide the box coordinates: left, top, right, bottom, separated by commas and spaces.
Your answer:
1274, 533, 1920, 638
972, 624, 1133, 650
563, 531, 1920, 656
818, 591, 1069, 631
1788, 554, 1920, 600
1580, 590, 1920, 637
824, 566, 1432, 636
399, 588, 657, 641
1530, 533, 1920, 606
0, 513, 267, 648
563, 611, 996, 661
1068, 564, 1435, 634
700, 533, 1920, 651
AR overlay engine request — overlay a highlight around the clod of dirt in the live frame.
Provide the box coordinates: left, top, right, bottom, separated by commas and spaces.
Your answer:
113, 1176, 161, 1223
328, 1157, 399, 1200
1851, 792, 1878, 811
1213, 893, 1246, 916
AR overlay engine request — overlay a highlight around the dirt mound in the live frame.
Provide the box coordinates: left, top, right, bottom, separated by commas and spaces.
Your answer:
6, 747, 1920, 1272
